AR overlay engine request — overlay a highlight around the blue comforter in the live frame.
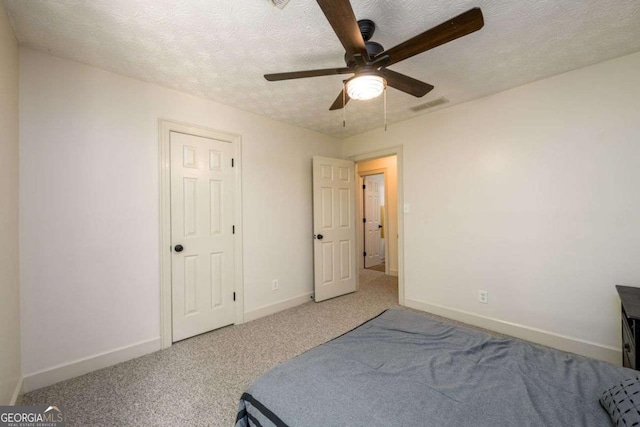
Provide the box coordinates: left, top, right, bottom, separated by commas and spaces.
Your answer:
236, 308, 632, 426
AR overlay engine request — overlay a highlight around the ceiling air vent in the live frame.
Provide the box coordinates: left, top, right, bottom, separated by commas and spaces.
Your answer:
410, 97, 449, 112
271, 0, 291, 9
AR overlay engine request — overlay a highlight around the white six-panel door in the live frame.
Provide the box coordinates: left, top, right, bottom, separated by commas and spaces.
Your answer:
364, 175, 383, 268
313, 157, 357, 302
170, 131, 236, 342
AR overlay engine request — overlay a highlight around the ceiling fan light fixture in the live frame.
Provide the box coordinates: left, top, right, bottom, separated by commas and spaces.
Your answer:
346, 75, 386, 101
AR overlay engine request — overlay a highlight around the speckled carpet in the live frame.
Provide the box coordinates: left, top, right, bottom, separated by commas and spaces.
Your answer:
21, 270, 400, 426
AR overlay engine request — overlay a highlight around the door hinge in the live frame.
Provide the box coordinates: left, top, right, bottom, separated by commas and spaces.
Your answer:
362, 184, 366, 189
231, 158, 235, 167
363, 251, 367, 257
362, 218, 366, 223
233, 292, 236, 301
232, 225, 235, 234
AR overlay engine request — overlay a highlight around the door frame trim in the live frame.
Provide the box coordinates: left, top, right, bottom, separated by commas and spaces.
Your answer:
358, 169, 390, 275
158, 119, 244, 349
349, 147, 404, 305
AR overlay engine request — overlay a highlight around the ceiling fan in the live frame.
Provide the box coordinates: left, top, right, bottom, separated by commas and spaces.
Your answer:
264, 0, 484, 111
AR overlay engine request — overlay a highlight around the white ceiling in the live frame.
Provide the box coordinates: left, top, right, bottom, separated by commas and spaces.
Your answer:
4, 0, 640, 138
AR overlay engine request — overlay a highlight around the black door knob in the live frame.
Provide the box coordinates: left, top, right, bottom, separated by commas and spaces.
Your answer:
378, 225, 383, 229
174, 245, 184, 253
317, 234, 324, 240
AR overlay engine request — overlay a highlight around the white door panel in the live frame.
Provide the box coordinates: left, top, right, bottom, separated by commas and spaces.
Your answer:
364, 175, 383, 268
170, 131, 235, 342
313, 156, 357, 302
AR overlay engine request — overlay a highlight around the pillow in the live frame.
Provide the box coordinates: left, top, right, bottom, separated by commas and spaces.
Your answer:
601, 377, 640, 426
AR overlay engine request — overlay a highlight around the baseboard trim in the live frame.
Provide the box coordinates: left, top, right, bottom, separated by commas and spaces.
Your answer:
404, 298, 620, 365
243, 292, 312, 323
389, 269, 399, 277
10, 377, 22, 405
22, 337, 161, 393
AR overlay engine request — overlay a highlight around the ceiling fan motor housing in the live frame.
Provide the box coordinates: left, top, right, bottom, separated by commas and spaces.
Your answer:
365, 41, 384, 58
344, 41, 384, 66
343, 19, 384, 66
358, 19, 376, 41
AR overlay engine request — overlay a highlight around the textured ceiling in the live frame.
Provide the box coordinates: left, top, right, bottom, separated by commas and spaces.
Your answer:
4, 0, 640, 138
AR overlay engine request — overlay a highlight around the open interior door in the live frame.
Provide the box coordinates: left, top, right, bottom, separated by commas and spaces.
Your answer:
312, 156, 357, 302
364, 174, 383, 268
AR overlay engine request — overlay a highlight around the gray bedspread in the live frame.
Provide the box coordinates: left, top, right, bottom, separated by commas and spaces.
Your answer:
236, 308, 634, 426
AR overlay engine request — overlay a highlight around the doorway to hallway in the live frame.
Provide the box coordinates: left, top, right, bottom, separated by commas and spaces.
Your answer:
356, 155, 398, 277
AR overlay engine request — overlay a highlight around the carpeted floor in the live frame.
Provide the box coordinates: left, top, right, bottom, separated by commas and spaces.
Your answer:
366, 262, 385, 272
21, 270, 400, 426
22, 270, 517, 426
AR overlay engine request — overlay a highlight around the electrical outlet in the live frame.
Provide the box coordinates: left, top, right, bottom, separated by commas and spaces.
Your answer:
478, 290, 488, 304
272, 279, 279, 291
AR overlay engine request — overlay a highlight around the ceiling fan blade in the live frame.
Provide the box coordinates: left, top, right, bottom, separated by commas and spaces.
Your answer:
379, 69, 434, 97
329, 89, 350, 110
264, 67, 352, 81
317, 0, 368, 60
377, 8, 484, 67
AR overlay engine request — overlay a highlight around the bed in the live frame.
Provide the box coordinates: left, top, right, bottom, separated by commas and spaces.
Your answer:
235, 307, 634, 426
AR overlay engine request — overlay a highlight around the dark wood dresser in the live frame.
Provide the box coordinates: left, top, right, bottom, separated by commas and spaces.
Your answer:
616, 285, 640, 369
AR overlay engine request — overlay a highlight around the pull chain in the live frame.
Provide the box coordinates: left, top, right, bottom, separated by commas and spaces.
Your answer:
384, 85, 388, 132
342, 81, 346, 128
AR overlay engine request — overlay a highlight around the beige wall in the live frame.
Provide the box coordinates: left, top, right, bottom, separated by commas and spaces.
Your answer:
357, 156, 398, 275
0, 2, 21, 404
19, 48, 341, 385
343, 52, 640, 363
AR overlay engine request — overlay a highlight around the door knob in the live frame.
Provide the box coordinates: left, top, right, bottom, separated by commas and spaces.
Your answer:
378, 225, 383, 229
314, 234, 324, 240
174, 245, 184, 253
